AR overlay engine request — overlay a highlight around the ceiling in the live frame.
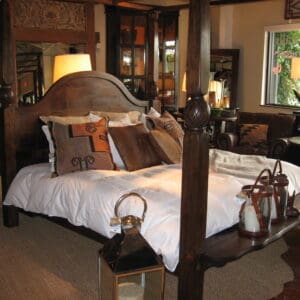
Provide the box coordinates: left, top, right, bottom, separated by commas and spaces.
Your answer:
125, 0, 189, 6
102, 0, 264, 9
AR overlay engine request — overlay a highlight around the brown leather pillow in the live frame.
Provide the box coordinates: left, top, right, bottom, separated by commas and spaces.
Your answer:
109, 124, 161, 171
51, 118, 115, 175
149, 128, 182, 164
148, 111, 184, 147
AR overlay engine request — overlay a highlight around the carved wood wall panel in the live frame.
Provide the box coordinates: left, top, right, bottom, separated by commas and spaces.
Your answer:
285, 0, 300, 19
14, 0, 86, 31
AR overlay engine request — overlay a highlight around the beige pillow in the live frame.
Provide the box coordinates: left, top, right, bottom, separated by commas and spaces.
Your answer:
149, 128, 182, 164
40, 114, 92, 125
109, 124, 161, 171
89, 110, 141, 124
148, 111, 184, 147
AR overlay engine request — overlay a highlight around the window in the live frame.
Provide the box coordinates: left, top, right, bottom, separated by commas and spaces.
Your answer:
262, 24, 300, 108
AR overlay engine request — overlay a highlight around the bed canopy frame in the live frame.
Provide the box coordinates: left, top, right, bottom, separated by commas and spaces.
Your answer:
1, 1, 299, 299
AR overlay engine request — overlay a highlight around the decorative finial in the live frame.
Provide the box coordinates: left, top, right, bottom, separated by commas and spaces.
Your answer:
183, 94, 210, 131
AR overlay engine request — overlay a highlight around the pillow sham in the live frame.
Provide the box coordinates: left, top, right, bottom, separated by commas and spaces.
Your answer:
239, 123, 269, 148
149, 128, 182, 164
140, 107, 161, 129
109, 123, 161, 171
148, 111, 184, 147
89, 113, 134, 170
51, 118, 115, 175
40, 114, 92, 125
41, 114, 103, 174
41, 125, 56, 175
89, 110, 141, 124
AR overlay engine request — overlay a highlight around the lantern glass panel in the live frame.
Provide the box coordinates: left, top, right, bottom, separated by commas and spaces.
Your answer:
239, 184, 272, 237
274, 174, 289, 218
99, 255, 164, 300
117, 269, 164, 300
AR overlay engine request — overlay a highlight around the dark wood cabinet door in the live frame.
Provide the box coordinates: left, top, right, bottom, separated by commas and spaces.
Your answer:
106, 7, 148, 99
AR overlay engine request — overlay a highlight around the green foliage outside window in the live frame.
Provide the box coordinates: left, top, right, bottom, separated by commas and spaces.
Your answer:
274, 30, 300, 107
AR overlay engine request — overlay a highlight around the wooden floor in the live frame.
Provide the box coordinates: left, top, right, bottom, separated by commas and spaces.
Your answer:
272, 225, 300, 300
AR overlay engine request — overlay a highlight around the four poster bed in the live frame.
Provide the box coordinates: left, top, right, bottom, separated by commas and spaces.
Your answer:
1, 1, 300, 300
2, 70, 300, 298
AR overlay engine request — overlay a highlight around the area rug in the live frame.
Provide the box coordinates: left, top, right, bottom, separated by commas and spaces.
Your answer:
0, 209, 293, 300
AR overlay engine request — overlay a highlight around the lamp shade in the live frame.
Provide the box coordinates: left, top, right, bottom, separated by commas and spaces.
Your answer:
53, 54, 92, 82
291, 57, 300, 79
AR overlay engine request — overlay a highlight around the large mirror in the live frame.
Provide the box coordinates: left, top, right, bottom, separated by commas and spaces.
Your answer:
210, 49, 239, 109
16, 42, 86, 105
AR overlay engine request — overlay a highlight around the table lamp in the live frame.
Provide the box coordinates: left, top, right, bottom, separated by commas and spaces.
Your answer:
53, 53, 92, 83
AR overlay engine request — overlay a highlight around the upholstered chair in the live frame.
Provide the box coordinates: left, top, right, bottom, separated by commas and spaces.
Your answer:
216, 112, 297, 159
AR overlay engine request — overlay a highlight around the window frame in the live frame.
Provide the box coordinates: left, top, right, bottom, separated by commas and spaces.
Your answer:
261, 23, 300, 109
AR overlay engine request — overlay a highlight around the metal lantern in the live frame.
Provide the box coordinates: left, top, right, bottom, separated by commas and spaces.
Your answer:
259, 172, 281, 224
271, 160, 289, 220
98, 193, 165, 300
259, 160, 290, 223
239, 169, 273, 237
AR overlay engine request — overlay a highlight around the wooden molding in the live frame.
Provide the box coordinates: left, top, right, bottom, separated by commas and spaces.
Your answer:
285, 0, 300, 19
96, 0, 267, 9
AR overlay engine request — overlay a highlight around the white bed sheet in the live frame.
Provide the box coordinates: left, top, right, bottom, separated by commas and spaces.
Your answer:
4, 149, 300, 272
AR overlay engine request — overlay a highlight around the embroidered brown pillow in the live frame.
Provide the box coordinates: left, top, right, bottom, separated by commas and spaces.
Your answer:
149, 128, 182, 164
239, 123, 269, 148
51, 118, 115, 175
148, 111, 184, 147
109, 124, 161, 171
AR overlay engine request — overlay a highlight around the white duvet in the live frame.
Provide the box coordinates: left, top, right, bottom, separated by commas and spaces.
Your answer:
4, 149, 300, 272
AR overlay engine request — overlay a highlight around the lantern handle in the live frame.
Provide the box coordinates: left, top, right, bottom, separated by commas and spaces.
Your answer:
114, 192, 148, 222
272, 159, 282, 177
251, 168, 273, 193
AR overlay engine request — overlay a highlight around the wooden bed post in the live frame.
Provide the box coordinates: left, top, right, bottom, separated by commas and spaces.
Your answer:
0, 0, 19, 226
178, 0, 210, 299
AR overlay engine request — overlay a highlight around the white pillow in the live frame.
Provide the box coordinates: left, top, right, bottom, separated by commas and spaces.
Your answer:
108, 133, 125, 170
148, 107, 161, 118
42, 125, 56, 174
140, 107, 161, 129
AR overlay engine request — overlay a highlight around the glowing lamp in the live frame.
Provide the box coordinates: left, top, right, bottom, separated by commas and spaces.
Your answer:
53, 54, 92, 83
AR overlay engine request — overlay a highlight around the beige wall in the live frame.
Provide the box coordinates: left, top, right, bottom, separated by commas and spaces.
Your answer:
178, 9, 189, 107
178, 7, 221, 108
228, 0, 300, 113
95, 2, 300, 113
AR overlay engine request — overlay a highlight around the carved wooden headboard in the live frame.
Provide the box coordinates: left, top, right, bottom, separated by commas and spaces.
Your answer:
5, 71, 150, 188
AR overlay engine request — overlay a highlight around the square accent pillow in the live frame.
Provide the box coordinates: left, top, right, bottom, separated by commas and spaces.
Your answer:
148, 111, 184, 147
40, 114, 103, 175
239, 123, 269, 148
51, 118, 115, 175
149, 128, 182, 164
109, 124, 161, 171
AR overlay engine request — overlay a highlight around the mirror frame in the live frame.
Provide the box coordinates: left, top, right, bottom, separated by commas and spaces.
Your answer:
211, 48, 239, 109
